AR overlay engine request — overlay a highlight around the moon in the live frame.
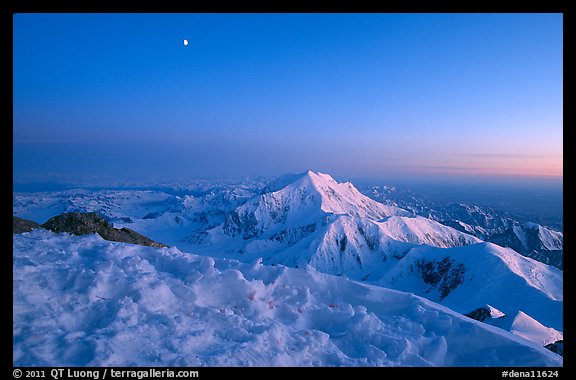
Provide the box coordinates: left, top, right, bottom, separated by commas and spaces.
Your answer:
183, 39, 188, 46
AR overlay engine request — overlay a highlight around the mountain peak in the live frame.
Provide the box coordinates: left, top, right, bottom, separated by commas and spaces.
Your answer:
304, 170, 336, 183
228, 171, 409, 240
264, 170, 336, 192
273, 170, 407, 220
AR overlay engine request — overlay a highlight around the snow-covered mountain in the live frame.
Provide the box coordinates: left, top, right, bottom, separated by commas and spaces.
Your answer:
221, 171, 408, 239
12, 170, 563, 360
13, 230, 562, 366
187, 171, 478, 261
178, 172, 563, 346
363, 185, 563, 270
14, 174, 562, 272
373, 243, 562, 334
489, 223, 563, 269
464, 305, 562, 347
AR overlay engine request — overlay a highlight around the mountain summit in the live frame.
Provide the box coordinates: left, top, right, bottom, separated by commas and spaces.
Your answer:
225, 171, 409, 240
262, 170, 408, 220
190, 171, 479, 273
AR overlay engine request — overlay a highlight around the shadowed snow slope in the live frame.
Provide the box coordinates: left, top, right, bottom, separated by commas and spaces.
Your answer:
375, 242, 563, 333
484, 311, 563, 347
13, 230, 561, 366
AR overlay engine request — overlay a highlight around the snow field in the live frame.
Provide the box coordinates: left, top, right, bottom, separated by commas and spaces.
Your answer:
13, 230, 562, 366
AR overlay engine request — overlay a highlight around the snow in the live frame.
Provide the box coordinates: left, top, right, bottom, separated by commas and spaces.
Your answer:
377, 215, 481, 247
375, 242, 563, 333
181, 173, 481, 282
13, 189, 176, 224
232, 171, 408, 237
486, 304, 506, 319
486, 244, 563, 302
511, 223, 563, 252
456, 220, 477, 234
301, 171, 406, 219
483, 310, 563, 347
12, 171, 563, 365
509, 312, 563, 346
513, 224, 528, 250
13, 230, 562, 366
532, 224, 563, 251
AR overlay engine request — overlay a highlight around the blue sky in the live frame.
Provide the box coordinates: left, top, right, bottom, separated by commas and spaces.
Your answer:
13, 13, 563, 182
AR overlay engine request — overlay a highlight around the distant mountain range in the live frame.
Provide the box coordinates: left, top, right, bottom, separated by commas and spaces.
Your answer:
363, 185, 563, 269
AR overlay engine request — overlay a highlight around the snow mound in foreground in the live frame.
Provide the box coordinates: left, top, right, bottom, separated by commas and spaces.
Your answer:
13, 230, 562, 367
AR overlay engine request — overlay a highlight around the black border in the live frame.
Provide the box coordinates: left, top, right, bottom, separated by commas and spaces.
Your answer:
4, 0, 572, 375
1, 0, 573, 13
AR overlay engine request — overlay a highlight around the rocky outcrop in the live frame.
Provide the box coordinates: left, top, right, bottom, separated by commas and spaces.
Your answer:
544, 340, 563, 357
464, 306, 492, 322
13, 216, 41, 234
41, 212, 167, 248
417, 257, 466, 300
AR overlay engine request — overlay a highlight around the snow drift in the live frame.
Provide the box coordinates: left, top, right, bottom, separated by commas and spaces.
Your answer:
13, 230, 561, 366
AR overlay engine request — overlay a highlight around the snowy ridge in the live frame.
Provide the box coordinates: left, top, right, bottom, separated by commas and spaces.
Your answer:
286, 214, 479, 281
362, 185, 563, 269
377, 215, 481, 248
509, 312, 563, 346
463, 306, 562, 347
13, 230, 562, 366
537, 227, 563, 251
375, 242, 563, 333
514, 223, 563, 251
300, 171, 405, 219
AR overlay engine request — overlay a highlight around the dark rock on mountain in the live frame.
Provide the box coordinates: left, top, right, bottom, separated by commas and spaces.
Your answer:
223, 211, 260, 240
41, 212, 167, 248
417, 257, 466, 300
465, 306, 493, 322
13, 216, 41, 234
269, 223, 317, 246
544, 340, 563, 357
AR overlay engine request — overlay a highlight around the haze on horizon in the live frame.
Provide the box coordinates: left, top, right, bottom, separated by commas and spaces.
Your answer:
13, 13, 562, 184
